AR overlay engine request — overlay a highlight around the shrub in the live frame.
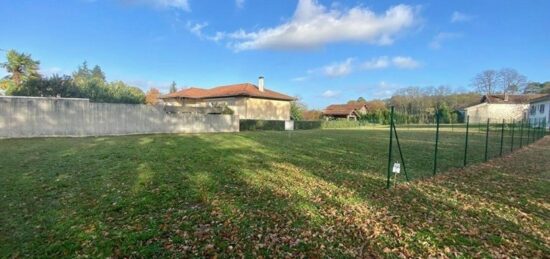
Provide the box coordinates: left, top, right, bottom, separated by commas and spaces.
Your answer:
321, 120, 369, 129
294, 120, 322, 130
240, 120, 285, 131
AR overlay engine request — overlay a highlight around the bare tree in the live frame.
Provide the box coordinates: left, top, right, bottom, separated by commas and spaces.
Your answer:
497, 68, 527, 93
472, 70, 498, 95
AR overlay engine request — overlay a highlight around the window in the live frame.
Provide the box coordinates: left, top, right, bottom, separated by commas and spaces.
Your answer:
530, 105, 536, 115
540, 104, 545, 113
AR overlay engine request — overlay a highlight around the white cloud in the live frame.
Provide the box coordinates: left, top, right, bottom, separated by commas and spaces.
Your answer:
125, 0, 190, 12
429, 32, 461, 49
235, 0, 245, 9
362, 56, 390, 70
391, 56, 420, 69
321, 90, 340, 98
205, 0, 419, 51
187, 21, 208, 38
303, 55, 420, 79
186, 22, 228, 42
291, 76, 309, 82
451, 11, 472, 23
361, 56, 420, 70
323, 58, 354, 77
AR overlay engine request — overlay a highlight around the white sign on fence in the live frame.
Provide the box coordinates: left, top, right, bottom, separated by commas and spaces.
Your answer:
392, 162, 401, 174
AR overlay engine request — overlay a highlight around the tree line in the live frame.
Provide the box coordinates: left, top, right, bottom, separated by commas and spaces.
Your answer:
471, 68, 549, 94
0, 49, 179, 104
295, 67, 548, 123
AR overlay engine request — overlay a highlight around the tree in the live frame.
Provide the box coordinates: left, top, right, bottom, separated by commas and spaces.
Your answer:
497, 68, 527, 93
145, 88, 161, 105
290, 97, 306, 121
6, 74, 79, 97
437, 102, 451, 123
91, 65, 106, 83
1, 49, 40, 86
302, 110, 323, 120
0, 79, 14, 90
106, 81, 145, 104
347, 97, 367, 105
72, 61, 91, 85
524, 81, 550, 94
472, 70, 498, 95
169, 81, 177, 93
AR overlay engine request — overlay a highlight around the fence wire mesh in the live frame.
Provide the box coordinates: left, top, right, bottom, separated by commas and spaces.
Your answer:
386, 106, 547, 188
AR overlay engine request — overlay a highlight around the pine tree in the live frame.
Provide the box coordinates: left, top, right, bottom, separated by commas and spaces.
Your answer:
169, 81, 177, 93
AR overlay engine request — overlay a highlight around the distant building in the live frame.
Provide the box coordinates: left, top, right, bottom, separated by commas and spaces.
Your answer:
323, 103, 367, 120
463, 94, 545, 123
528, 94, 550, 129
159, 77, 294, 120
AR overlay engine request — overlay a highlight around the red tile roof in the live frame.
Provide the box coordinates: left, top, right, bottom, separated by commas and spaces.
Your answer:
528, 94, 550, 103
323, 103, 366, 116
480, 94, 546, 104
160, 83, 294, 101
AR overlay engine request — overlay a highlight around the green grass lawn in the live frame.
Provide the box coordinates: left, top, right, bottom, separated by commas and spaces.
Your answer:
1, 129, 548, 257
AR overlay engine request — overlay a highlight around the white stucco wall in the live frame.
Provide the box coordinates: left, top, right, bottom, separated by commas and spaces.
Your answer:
163, 96, 291, 120
244, 97, 291, 120
528, 100, 550, 128
464, 103, 528, 123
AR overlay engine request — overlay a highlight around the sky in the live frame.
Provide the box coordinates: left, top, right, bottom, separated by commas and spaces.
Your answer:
0, 0, 549, 109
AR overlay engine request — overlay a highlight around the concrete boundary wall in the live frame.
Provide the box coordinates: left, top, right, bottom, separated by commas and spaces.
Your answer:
0, 96, 239, 138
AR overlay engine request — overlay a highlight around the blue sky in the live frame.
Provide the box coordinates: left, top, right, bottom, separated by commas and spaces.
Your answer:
1, 0, 549, 108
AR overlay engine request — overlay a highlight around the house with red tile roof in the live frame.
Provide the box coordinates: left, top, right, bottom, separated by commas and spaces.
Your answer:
323, 103, 368, 120
159, 77, 294, 120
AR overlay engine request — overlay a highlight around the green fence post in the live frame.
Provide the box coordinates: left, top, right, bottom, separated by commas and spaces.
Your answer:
535, 120, 540, 140
386, 106, 395, 189
433, 109, 440, 175
531, 119, 537, 143
499, 119, 505, 156
540, 119, 543, 139
539, 119, 543, 140
527, 119, 531, 144
392, 123, 409, 181
537, 120, 540, 140
484, 118, 490, 162
463, 116, 470, 167
510, 119, 515, 152
519, 119, 524, 148
537, 120, 542, 139
532, 119, 535, 142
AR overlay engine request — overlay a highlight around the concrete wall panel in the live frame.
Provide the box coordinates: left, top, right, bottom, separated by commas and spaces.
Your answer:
0, 96, 239, 138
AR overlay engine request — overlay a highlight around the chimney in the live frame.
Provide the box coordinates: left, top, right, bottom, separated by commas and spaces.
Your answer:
258, 76, 264, 92
504, 92, 509, 102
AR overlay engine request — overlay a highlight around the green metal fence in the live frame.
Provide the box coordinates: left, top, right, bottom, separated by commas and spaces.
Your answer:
386, 106, 547, 188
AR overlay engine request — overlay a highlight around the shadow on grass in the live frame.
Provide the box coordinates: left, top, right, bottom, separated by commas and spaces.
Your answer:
0, 131, 548, 257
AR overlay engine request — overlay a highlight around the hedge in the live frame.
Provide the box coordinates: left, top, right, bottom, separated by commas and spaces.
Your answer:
321, 120, 370, 129
239, 119, 373, 131
239, 119, 285, 131
294, 120, 322, 130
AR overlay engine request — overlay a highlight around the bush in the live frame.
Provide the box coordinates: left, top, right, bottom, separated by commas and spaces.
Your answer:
294, 120, 322, 130
240, 120, 285, 131
322, 120, 370, 129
